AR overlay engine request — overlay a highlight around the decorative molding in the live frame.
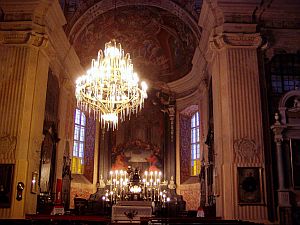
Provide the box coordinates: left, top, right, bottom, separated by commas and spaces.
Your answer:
262, 29, 300, 60
168, 106, 176, 143
210, 33, 262, 50
31, 136, 44, 162
271, 123, 287, 143
0, 134, 17, 155
61, 77, 75, 94
0, 31, 48, 48
234, 138, 259, 163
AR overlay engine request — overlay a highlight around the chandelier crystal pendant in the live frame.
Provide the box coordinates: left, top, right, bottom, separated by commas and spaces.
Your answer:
75, 39, 148, 130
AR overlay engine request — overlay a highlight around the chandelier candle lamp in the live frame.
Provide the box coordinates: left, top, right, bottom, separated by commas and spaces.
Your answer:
75, 39, 148, 130
105, 169, 164, 203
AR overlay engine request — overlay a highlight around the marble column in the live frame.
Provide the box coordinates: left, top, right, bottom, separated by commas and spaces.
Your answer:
271, 118, 291, 209
55, 78, 76, 202
209, 24, 268, 221
166, 106, 176, 180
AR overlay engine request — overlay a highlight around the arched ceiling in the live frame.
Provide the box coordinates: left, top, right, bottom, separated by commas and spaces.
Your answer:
72, 5, 198, 83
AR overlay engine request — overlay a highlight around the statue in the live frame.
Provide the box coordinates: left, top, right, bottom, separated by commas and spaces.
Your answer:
168, 176, 176, 190
99, 174, 106, 189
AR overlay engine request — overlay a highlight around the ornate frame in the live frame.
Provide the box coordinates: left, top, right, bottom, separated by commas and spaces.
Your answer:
237, 167, 264, 205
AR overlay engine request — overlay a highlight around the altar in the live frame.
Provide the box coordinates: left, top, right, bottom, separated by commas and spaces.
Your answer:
111, 201, 152, 223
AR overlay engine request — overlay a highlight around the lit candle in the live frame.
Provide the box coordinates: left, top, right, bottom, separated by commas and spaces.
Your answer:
145, 171, 148, 183
115, 170, 119, 181
110, 171, 113, 180
110, 171, 113, 193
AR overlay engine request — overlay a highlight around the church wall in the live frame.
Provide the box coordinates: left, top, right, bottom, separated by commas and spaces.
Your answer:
69, 116, 96, 208
69, 175, 94, 209
175, 87, 207, 211
179, 182, 200, 210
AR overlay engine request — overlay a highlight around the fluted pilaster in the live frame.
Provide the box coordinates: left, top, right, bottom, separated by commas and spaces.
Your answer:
0, 46, 27, 164
0, 41, 49, 218
210, 30, 268, 222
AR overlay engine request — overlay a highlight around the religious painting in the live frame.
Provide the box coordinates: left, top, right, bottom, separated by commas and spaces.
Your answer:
111, 139, 163, 173
237, 167, 263, 204
0, 164, 14, 208
73, 6, 196, 83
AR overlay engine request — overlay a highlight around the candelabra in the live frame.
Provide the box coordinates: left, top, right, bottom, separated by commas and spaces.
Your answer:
102, 168, 171, 205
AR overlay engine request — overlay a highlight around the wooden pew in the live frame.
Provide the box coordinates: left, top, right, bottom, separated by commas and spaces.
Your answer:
140, 217, 264, 225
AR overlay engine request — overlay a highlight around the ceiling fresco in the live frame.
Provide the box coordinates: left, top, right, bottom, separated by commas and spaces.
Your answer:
73, 6, 197, 83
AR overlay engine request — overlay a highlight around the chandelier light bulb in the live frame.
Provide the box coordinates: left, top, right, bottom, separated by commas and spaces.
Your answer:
75, 39, 148, 130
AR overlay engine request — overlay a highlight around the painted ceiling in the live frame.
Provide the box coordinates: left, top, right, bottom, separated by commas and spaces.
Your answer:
71, 5, 198, 83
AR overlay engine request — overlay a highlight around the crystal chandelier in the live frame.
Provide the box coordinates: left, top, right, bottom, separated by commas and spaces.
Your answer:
75, 40, 148, 130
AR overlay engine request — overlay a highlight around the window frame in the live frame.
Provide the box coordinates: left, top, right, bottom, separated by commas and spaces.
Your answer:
191, 111, 200, 176
72, 108, 86, 174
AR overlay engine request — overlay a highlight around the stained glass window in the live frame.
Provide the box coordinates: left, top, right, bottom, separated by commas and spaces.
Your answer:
72, 109, 86, 174
191, 111, 200, 176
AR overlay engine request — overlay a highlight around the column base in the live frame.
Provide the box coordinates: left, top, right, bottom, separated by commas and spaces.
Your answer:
279, 206, 292, 225
278, 190, 291, 207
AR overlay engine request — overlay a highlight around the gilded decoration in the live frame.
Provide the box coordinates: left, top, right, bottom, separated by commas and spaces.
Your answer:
234, 138, 260, 163
73, 6, 196, 83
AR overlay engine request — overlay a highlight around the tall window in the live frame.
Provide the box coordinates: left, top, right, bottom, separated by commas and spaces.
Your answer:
271, 54, 300, 95
72, 109, 86, 174
191, 111, 200, 176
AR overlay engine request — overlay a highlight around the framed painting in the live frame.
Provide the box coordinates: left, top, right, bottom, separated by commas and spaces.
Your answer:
0, 164, 14, 208
237, 167, 263, 205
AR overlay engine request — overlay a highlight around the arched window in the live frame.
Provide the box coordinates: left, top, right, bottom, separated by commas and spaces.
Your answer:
72, 109, 86, 174
271, 54, 300, 95
191, 111, 200, 176
266, 53, 300, 120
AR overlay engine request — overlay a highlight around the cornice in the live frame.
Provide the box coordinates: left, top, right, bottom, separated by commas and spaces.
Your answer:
0, 0, 82, 90
210, 32, 262, 50
0, 30, 48, 48
261, 28, 300, 60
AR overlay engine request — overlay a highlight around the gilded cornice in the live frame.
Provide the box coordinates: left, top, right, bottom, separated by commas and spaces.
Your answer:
210, 32, 262, 50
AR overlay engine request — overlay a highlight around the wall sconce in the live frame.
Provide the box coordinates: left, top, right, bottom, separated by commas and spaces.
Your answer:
16, 182, 24, 201
31, 171, 38, 194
